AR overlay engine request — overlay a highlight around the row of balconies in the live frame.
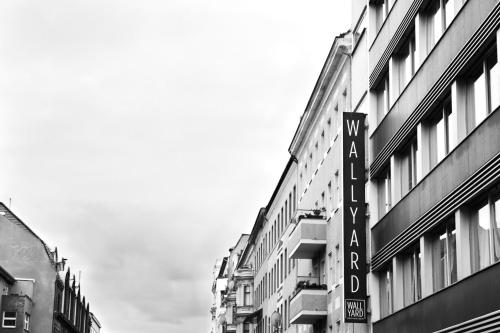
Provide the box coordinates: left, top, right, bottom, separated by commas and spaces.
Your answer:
286, 217, 329, 324
223, 217, 329, 327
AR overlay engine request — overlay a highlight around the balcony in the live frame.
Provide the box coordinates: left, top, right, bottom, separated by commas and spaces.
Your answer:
290, 277, 328, 325
234, 266, 253, 280
288, 217, 327, 259
225, 323, 236, 332
235, 305, 253, 317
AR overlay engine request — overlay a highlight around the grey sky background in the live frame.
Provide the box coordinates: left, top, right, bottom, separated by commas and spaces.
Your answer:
0, 1, 350, 332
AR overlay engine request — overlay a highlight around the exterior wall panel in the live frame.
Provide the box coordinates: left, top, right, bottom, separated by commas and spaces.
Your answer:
372, 107, 500, 257
373, 263, 500, 333
370, 0, 500, 176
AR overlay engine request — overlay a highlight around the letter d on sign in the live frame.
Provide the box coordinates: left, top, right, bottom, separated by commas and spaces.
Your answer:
351, 275, 359, 293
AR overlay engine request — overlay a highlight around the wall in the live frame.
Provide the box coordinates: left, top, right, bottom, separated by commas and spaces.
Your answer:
0, 214, 56, 333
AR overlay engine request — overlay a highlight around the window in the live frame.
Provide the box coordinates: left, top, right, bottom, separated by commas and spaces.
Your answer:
2, 312, 16, 328
243, 323, 250, 333
285, 201, 288, 226
284, 301, 287, 331
378, 165, 392, 217
24, 313, 30, 331
328, 181, 333, 212
432, 219, 457, 291
444, 0, 458, 28
465, 45, 499, 132
376, 74, 390, 122
428, 96, 455, 167
418, 0, 462, 61
374, 0, 394, 32
284, 249, 287, 279
288, 192, 292, 220
335, 245, 341, 283
280, 254, 283, 283
393, 31, 416, 94
397, 136, 419, 197
402, 243, 422, 306
470, 193, 500, 273
244, 285, 251, 305
281, 208, 284, 234
380, 264, 393, 317
288, 249, 292, 275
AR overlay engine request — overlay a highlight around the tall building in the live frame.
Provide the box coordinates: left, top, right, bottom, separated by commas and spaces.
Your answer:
367, 0, 500, 331
0, 203, 99, 333
212, 0, 500, 331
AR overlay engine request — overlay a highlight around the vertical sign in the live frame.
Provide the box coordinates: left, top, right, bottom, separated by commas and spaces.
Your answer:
342, 112, 367, 323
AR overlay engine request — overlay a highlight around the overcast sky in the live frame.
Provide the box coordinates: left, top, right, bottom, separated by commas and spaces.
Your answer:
0, 1, 349, 332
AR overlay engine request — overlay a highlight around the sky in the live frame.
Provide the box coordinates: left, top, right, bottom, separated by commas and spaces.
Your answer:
0, 1, 350, 332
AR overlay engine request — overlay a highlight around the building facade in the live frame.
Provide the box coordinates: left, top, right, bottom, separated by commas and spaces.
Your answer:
211, 258, 228, 333
222, 234, 250, 333
0, 203, 99, 333
212, 0, 500, 332
367, 0, 500, 331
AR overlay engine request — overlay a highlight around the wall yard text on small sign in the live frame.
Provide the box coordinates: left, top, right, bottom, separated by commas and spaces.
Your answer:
342, 112, 367, 323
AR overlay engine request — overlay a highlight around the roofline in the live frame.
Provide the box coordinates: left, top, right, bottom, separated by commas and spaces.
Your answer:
0, 203, 55, 266
265, 156, 295, 212
90, 312, 102, 328
0, 265, 15, 285
288, 31, 352, 156
217, 257, 228, 278
237, 208, 266, 269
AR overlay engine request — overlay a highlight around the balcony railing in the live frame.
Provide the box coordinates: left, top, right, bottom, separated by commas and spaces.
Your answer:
235, 305, 254, 317
225, 323, 237, 332
234, 266, 253, 280
288, 217, 327, 259
292, 276, 327, 298
290, 275, 328, 325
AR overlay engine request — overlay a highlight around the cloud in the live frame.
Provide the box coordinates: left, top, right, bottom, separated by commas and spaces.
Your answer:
0, 0, 350, 332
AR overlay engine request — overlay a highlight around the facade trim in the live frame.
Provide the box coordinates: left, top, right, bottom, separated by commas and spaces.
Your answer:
370, 1, 500, 177
433, 309, 500, 333
369, 0, 423, 88
371, 150, 500, 271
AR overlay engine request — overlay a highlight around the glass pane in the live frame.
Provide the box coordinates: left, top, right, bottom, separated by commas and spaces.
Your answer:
490, 60, 500, 112
445, 0, 456, 28
433, 6, 443, 44
448, 225, 457, 284
416, 249, 422, 300
445, 101, 455, 151
474, 71, 488, 126
478, 204, 491, 269
436, 114, 446, 162
434, 230, 447, 291
471, 203, 491, 272
494, 198, 500, 262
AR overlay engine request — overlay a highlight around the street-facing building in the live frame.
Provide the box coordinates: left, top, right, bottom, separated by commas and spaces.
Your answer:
212, 0, 500, 331
367, 0, 500, 331
0, 203, 99, 333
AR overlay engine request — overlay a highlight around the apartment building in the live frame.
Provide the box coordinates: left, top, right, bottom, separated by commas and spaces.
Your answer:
0, 203, 98, 333
222, 234, 250, 333
367, 0, 500, 331
211, 258, 228, 333
253, 157, 298, 333
211, 0, 500, 332
287, 23, 368, 333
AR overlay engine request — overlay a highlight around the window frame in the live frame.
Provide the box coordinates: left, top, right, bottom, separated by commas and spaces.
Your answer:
2, 311, 17, 328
